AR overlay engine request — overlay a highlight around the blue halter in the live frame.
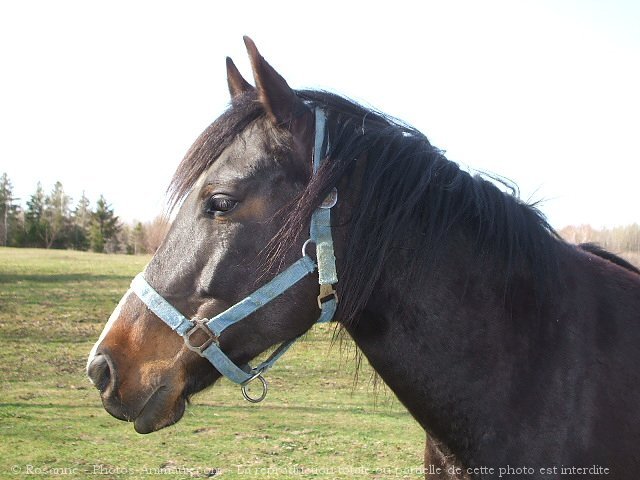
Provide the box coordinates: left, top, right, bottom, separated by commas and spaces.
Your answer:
130, 108, 338, 402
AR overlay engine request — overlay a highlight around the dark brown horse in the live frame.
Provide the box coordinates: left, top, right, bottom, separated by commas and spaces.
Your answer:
87, 38, 640, 479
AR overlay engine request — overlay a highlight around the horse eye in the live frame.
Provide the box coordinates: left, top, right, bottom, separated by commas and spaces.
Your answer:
205, 196, 237, 215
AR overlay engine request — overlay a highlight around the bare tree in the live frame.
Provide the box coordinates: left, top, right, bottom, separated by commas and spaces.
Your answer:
143, 215, 170, 253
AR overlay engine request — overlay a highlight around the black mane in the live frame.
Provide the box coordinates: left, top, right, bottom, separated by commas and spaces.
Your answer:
168, 93, 267, 207
290, 91, 562, 323
169, 90, 564, 325
579, 243, 640, 274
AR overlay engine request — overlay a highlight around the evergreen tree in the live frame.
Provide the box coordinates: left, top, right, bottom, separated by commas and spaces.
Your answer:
118, 223, 131, 254
43, 181, 71, 249
0, 173, 21, 246
70, 191, 91, 250
90, 195, 120, 253
90, 222, 105, 252
24, 182, 46, 247
132, 221, 145, 254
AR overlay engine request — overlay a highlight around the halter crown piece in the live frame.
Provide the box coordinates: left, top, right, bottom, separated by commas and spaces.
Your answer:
130, 108, 338, 402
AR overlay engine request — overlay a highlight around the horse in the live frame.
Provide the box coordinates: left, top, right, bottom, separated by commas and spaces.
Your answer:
87, 37, 640, 479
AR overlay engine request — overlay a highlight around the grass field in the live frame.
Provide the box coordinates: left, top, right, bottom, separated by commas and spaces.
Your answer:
0, 248, 424, 479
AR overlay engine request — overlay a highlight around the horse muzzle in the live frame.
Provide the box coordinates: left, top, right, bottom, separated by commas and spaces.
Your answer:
87, 351, 186, 433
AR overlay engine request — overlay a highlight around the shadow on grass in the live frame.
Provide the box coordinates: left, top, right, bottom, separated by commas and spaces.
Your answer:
190, 402, 411, 418
0, 402, 96, 410
0, 402, 409, 419
0, 273, 134, 284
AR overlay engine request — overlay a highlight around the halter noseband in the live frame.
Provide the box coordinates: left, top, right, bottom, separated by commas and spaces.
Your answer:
130, 108, 338, 402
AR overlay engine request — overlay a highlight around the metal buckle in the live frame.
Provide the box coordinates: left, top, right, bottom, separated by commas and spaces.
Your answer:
241, 372, 268, 403
184, 319, 218, 355
317, 283, 338, 309
320, 188, 338, 209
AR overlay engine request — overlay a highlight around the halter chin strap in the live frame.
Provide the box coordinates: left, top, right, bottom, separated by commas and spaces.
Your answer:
130, 107, 337, 402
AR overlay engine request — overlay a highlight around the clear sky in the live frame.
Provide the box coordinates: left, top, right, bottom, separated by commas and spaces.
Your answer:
1, 0, 638, 229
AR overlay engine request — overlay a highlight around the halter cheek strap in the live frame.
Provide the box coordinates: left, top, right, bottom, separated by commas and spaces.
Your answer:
130, 107, 337, 402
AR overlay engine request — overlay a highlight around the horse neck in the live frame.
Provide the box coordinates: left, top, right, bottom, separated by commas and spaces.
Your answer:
342, 228, 549, 466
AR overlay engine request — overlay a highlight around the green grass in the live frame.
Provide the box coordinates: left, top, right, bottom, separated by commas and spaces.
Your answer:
0, 247, 424, 479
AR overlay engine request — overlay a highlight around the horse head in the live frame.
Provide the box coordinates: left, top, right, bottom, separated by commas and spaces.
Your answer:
86, 38, 339, 433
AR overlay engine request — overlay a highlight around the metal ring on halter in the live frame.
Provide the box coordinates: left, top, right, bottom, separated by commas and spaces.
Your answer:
241, 372, 268, 403
301, 238, 315, 258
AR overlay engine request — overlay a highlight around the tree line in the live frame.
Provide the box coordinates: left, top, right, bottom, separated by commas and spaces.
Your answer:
559, 224, 640, 254
2, 172, 638, 259
0, 173, 169, 254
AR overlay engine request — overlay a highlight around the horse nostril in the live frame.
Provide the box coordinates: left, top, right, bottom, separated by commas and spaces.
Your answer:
87, 354, 113, 393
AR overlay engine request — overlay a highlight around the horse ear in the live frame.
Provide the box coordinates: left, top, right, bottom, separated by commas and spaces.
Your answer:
244, 36, 301, 126
226, 57, 254, 98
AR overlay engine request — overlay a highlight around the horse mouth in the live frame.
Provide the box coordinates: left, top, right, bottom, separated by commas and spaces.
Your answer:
132, 386, 186, 434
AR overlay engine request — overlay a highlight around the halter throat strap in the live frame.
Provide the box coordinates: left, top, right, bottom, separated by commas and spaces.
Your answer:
130, 107, 337, 401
